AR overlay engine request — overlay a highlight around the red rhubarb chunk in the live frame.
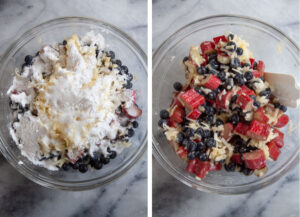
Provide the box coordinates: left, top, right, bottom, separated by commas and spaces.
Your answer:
222, 123, 234, 140
274, 114, 289, 128
200, 41, 215, 55
186, 109, 202, 120
200, 54, 208, 66
169, 105, 185, 123
216, 90, 233, 109
249, 58, 255, 69
237, 85, 255, 96
167, 118, 177, 128
179, 89, 205, 110
186, 159, 210, 179
122, 103, 142, 119
209, 163, 222, 171
231, 153, 243, 165
257, 60, 265, 73
254, 107, 269, 124
213, 35, 227, 44
267, 141, 281, 160
234, 122, 249, 136
247, 120, 270, 141
252, 70, 263, 78
272, 129, 284, 148
243, 149, 266, 170
202, 74, 221, 90
176, 146, 188, 160
170, 92, 184, 108
236, 94, 253, 111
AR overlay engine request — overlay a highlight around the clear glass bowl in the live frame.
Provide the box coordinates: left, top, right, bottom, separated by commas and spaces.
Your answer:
153, 15, 300, 194
0, 17, 147, 190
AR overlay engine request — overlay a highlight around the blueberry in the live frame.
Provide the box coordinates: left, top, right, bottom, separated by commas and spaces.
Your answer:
24, 55, 33, 66
230, 58, 240, 69
106, 50, 115, 59
79, 164, 88, 173
93, 161, 103, 170
204, 137, 216, 147
62, 40, 67, 45
224, 162, 236, 171
205, 115, 214, 123
197, 66, 207, 75
177, 132, 184, 144
229, 114, 239, 125
127, 128, 135, 137
236, 47, 243, 56
62, 163, 71, 171
205, 106, 215, 115
215, 119, 224, 126
188, 141, 197, 152
160, 109, 169, 119
202, 129, 211, 138
123, 81, 132, 89
244, 71, 253, 81
226, 41, 236, 52
259, 90, 270, 97
208, 53, 217, 61
253, 61, 257, 69
185, 128, 195, 138
207, 91, 216, 100
245, 81, 254, 90
115, 59, 122, 66
187, 152, 196, 160
228, 34, 234, 40
196, 142, 206, 152
173, 82, 182, 91
225, 78, 234, 90
199, 153, 209, 161
273, 102, 281, 108
183, 56, 189, 62
279, 105, 287, 112
109, 151, 117, 159
182, 139, 190, 147
121, 65, 129, 74
194, 86, 204, 95
239, 146, 248, 153
72, 161, 80, 170
132, 121, 139, 128
217, 70, 226, 82
242, 167, 253, 176
127, 73, 133, 82
243, 63, 251, 68
234, 73, 244, 86
209, 59, 219, 70
101, 156, 110, 164
253, 100, 261, 108
195, 128, 204, 136
230, 95, 238, 105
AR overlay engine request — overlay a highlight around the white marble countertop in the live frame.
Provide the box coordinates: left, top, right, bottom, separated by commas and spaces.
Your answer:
0, 0, 147, 217
153, 0, 299, 217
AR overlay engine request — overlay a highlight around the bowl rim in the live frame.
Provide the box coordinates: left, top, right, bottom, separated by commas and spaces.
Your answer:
152, 14, 300, 194
0, 16, 147, 191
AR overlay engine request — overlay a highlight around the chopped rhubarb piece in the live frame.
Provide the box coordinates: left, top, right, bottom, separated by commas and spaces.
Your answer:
216, 90, 233, 109
254, 107, 269, 124
243, 149, 266, 170
231, 153, 243, 165
272, 129, 284, 148
236, 94, 253, 111
252, 70, 263, 78
237, 85, 255, 96
249, 58, 255, 68
189, 46, 204, 67
179, 89, 205, 110
176, 146, 188, 160
169, 105, 185, 123
209, 163, 222, 171
222, 123, 234, 140
170, 92, 184, 108
213, 35, 227, 44
167, 118, 177, 128
274, 114, 289, 128
186, 159, 199, 173
247, 120, 270, 140
201, 74, 221, 90
217, 51, 230, 64
122, 103, 142, 119
267, 141, 281, 160
186, 159, 210, 179
186, 109, 202, 120
200, 41, 215, 55
234, 122, 249, 136
200, 54, 208, 66
257, 60, 265, 72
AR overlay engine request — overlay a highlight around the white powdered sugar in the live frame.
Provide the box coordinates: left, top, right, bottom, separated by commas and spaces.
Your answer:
8, 31, 135, 170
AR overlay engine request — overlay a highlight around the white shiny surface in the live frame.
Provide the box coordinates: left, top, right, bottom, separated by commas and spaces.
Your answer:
0, 0, 147, 216
153, 0, 299, 216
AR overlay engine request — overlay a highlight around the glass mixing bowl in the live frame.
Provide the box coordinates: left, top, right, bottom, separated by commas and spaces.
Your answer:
0, 17, 147, 190
153, 15, 300, 194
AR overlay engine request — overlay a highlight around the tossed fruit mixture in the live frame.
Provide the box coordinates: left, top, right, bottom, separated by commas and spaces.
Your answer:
8, 32, 142, 173
158, 33, 289, 179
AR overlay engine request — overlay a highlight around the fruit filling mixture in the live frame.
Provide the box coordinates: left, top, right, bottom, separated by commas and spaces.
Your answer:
158, 33, 289, 179
8, 31, 142, 173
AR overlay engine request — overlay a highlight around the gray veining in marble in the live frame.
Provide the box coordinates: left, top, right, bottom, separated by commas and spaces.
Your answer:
0, 0, 147, 217
153, 0, 299, 217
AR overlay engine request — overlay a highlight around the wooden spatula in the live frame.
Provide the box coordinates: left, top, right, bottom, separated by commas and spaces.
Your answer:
264, 72, 300, 108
